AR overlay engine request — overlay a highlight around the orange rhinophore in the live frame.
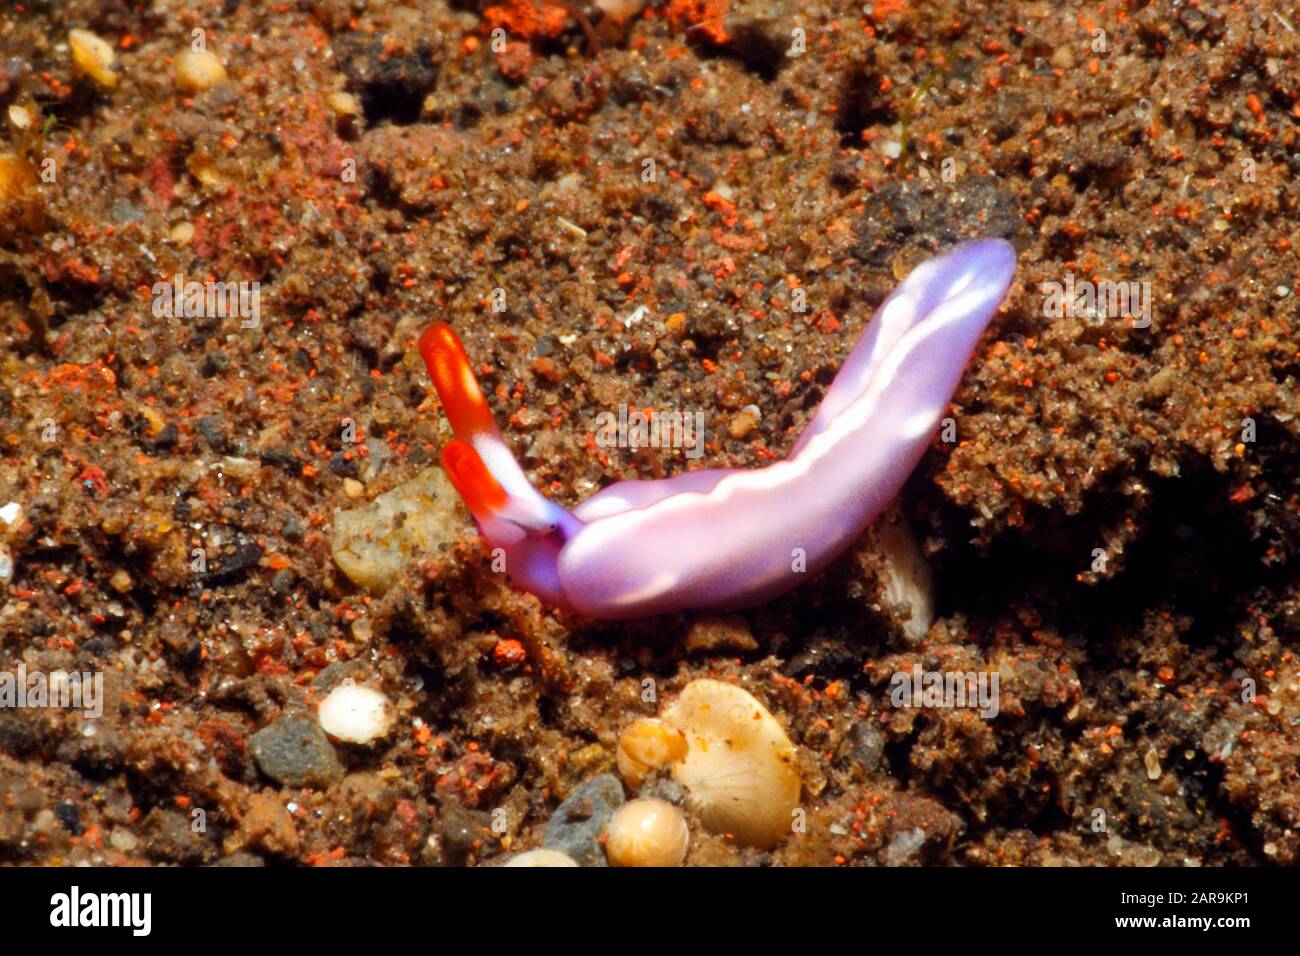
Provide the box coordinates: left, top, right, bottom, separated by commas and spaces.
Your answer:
440, 439, 507, 517
418, 322, 498, 441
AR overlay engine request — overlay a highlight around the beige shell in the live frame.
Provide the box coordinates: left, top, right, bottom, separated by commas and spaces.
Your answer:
0, 153, 36, 203
662, 679, 801, 849
69, 29, 118, 89
175, 49, 228, 95
616, 717, 687, 788
605, 798, 689, 867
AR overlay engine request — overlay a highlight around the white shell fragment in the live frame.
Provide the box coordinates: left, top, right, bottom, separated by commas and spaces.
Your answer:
318, 680, 395, 745
871, 501, 935, 642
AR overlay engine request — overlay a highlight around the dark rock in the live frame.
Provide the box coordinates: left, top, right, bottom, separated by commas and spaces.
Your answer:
249, 714, 344, 789
150, 423, 179, 452
848, 722, 884, 773
196, 414, 228, 453
201, 536, 263, 584
338, 36, 440, 126
329, 450, 358, 477
259, 447, 300, 474
57, 725, 128, 776
722, 0, 797, 77
784, 640, 859, 681
54, 801, 82, 835
438, 796, 490, 863
542, 773, 624, 867
280, 512, 305, 541
609, 65, 652, 105
142, 807, 210, 864
201, 351, 229, 376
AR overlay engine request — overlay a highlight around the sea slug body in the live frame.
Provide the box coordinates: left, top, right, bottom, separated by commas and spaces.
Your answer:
420, 238, 1017, 619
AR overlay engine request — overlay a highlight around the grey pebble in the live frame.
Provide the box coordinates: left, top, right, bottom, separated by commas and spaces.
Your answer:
885, 826, 926, 866
542, 773, 625, 867
249, 714, 343, 789
848, 722, 884, 772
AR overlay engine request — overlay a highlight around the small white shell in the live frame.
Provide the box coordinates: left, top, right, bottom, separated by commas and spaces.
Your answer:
662, 679, 801, 849
317, 680, 394, 745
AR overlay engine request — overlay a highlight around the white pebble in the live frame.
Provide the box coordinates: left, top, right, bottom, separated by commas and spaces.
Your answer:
318, 680, 395, 745
331, 466, 461, 594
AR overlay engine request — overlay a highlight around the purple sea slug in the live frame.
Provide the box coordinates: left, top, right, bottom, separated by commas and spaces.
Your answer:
420, 238, 1017, 618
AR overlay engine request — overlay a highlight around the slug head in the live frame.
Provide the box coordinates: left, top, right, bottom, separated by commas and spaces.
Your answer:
421, 322, 582, 609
